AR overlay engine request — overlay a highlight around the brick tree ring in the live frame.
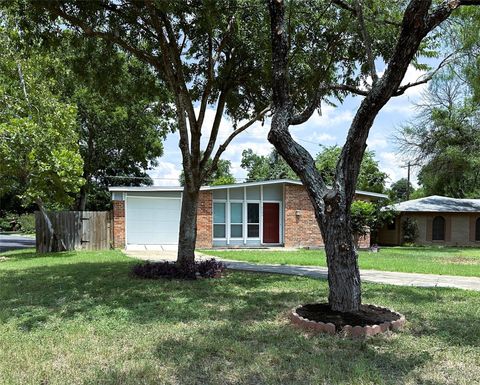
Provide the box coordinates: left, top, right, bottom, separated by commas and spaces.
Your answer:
289, 303, 406, 337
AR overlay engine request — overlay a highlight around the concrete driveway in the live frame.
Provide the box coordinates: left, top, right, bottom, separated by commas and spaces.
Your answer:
0, 233, 36, 253
124, 249, 480, 291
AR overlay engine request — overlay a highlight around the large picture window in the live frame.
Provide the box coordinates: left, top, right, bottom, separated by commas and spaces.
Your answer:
213, 202, 226, 238
432, 216, 445, 241
230, 202, 243, 238
247, 203, 260, 238
476, 217, 480, 241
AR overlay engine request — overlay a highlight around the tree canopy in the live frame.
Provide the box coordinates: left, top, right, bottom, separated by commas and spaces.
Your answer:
397, 72, 480, 198
0, 16, 84, 209
315, 146, 387, 193
240, 148, 298, 182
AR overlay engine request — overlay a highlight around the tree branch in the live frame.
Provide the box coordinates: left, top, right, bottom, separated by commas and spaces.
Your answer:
393, 52, 457, 96
355, 0, 378, 84
50, 6, 161, 71
207, 106, 270, 180
200, 89, 228, 170
197, 14, 236, 129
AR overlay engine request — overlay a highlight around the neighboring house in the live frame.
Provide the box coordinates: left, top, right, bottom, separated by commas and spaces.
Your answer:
378, 195, 480, 246
109, 179, 387, 250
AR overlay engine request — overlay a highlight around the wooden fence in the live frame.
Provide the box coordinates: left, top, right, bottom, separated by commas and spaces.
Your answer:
35, 211, 112, 253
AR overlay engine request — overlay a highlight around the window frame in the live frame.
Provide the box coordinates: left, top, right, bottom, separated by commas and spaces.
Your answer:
432, 215, 446, 241
247, 202, 260, 239
229, 200, 244, 239
213, 200, 227, 240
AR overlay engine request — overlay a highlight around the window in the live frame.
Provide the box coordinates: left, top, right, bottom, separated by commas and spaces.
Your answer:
476, 218, 480, 241
247, 203, 260, 238
213, 202, 226, 238
230, 202, 243, 238
432, 216, 445, 241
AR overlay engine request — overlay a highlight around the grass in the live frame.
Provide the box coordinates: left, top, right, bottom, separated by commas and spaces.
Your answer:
1, 248, 479, 385
201, 247, 480, 277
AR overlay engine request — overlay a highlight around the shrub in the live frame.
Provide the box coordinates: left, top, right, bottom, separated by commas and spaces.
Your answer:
0, 212, 35, 233
17, 213, 35, 234
132, 258, 226, 280
402, 217, 419, 244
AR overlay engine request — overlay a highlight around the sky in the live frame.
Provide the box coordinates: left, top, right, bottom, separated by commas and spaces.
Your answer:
148, 65, 430, 188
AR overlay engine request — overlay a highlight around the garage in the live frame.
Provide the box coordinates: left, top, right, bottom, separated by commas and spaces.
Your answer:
126, 195, 182, 246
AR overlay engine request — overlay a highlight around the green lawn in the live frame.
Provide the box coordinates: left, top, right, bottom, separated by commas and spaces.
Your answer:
1, 248, 479, 385
201, 247, 480, 277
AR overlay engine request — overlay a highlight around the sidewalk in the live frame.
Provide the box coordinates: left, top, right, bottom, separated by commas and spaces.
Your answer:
124, 250, 480, 291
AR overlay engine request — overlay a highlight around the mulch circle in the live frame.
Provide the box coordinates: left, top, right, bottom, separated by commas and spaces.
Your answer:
290, 303, 406, 337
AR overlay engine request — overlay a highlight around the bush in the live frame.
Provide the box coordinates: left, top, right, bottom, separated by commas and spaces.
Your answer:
402, 217, 419, 244
0, 212, 35, 233
132, 258, 226, 280
17, 214, 35, 234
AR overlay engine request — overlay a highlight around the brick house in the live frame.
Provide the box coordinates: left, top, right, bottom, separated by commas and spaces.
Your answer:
109, 179, 386, 250
378, 195, 480, 246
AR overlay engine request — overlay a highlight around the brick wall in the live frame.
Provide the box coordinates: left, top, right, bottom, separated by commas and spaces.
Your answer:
284, 185, 371, 249
112, 200, 125, 248
284, 185, 325, 248
196, 191, 212, 248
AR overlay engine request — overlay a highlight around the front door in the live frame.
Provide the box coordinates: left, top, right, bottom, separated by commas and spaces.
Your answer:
263, 203, 280, 244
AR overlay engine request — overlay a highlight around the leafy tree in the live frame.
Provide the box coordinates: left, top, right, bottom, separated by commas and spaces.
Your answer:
0, 18, 84, 250
179, 157, 235, 186
389, 178, 415, 202
240, 148, 297, 181
350, 200, 395, 245
40, 34, 172, 211
315, 146, 387, 193
266, 0, 480, 312
30, 1, 271, 277
397, 73, 480, 198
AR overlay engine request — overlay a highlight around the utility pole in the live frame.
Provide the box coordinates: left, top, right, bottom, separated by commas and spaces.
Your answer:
406, 162, 411, 201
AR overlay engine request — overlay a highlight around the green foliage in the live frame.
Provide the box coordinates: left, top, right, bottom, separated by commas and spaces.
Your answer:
179, 156, 235, 186
398, 72, 480, 198
52, 35, 172, 209
350, 201, 377, 236
402, 217, 419, 244
0, 18, 84, 208
315, 146, 387, 193
0, 212, 35, 233
240, 148, 297, 182
16, 213, 35, 233
389, 178, 415, 202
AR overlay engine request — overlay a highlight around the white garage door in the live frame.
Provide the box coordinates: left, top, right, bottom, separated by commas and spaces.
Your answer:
126, 197, 181, 245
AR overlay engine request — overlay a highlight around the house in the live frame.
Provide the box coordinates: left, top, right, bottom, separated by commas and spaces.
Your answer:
109, 179, 387, 250
378, 195, 480, 246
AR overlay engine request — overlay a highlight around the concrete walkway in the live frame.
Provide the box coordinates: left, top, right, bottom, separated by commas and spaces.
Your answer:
124, 250, 480, 291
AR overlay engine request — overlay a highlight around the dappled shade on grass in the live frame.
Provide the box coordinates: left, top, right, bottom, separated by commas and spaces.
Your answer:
0, 249, 479, 384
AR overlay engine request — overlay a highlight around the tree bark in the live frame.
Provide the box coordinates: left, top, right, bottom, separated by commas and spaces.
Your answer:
323, 197, 361, 310
75, 184, 88, 211
266, 0, 470, 312
176, 187, 200, 279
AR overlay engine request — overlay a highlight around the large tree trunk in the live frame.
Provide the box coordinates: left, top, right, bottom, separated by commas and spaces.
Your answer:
323, 201, 361, 311
176, 188, 200, 279
75, 184, 88, 211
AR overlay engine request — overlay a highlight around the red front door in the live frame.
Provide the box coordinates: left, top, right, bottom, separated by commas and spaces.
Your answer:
263, 203, 280, 243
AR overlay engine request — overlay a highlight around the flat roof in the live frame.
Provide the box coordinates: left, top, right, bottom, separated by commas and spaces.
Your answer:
109, 179, 388, 199
386, 195, 480, 213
